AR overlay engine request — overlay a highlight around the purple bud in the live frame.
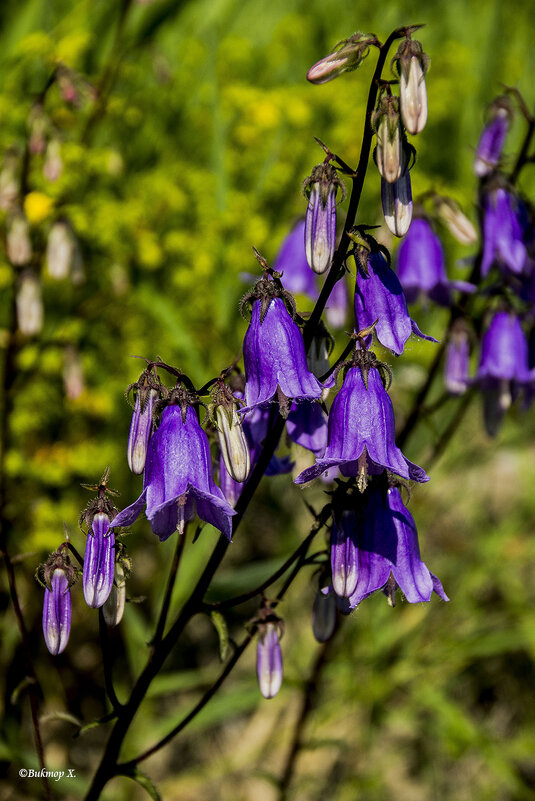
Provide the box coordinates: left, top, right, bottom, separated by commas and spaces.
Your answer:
83, 513, 115, 608
127, 390, 157, 475
381, 164, 412, 238
304, 164, 341, 275
474, 101, 511, 177
257, 622, 283, 699
42, 568, 71, 655
445, 322, 470, 395
331, 511, 359, 598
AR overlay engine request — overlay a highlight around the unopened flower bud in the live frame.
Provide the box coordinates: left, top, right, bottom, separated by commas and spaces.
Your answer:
0, 151, 19, 212
303, 164, 344, 275
257, 621, 283, 699
128, 388, 157, 474
42, 568, 71, 655
373, 96, 403, 184
312, 586, 337, 643
83, 513, 115, 608
103, 561, 126, 626
63, 345, 85, 400
331, 511, 358, 598
16, 272, 43, 336
43, 139, 63, 182
7, 213, 32, 266
216, 404, 251, 483
306, 33, 378, 85
381, 150, 412, 237
393, 40, 429, 135
46, 220, 80, 280
435, 198, 477, 245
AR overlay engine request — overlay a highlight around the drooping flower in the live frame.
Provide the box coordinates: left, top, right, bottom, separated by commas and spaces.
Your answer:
83, 512, 115, 608
481, 187, 527, 277
42, 568, 71, 655
303, 163, 344, 275
272, 220, 317, 298
354, 249, 436, 356
346, 486, 448, 607
256, 621, 283, 699
444, 321, 470, 395
474, 97, 512, 178
396, 217, 475, 305
295, 354, 429, 486
286, 400, 328, 456
476, 311, 531, 435
241, 274, 324, 414
111, 396, 236, 540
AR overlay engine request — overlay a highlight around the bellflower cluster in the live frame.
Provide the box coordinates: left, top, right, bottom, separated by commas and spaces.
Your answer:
112, 391, 236, 540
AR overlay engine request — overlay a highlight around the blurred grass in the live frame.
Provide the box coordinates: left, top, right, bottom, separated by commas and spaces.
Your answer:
0, 0, 535, 799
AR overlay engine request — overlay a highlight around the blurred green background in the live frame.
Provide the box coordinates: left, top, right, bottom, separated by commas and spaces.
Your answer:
1, 0, 535, 799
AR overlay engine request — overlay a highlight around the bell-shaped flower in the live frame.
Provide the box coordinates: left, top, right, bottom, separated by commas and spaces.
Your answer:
256, 621, 283, 699
476, 311, 531, 436
286, 400, 328, 456
354, 250, 436, 356
445, 322, 471, 395
347, 486, 448, 607
481, 188, 527, 277
273, 220, 317, 299
83, 513, 115, 608
111, 402, 236, 540
42, 568, 71, 655
474, 98, 511, 177
295, 359, 429, 486
241, 288, 324, 413
303, 163, 344, 275
397, 217, 475, 305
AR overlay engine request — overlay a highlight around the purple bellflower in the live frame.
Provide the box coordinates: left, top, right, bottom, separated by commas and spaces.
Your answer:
345, 485, 448, 607
295, 352, 429, 487
272, 220, 317, 299
303, 163, 344, 275
445, 321, 470, 395
83, 512, 115, 608
241, 272, 324, 414
397, 217, 475, 305
256, 619, 283, 699
42, 567, 71, 655
481, 187, 527, 277
287, 400, 328, 456
354, 249, 436, 356
476, 311, 531, 434
111, 394, 236, 540
474, 98, 511, 178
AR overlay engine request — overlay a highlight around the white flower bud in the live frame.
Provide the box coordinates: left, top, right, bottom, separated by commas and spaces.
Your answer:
7, 214, 32, 266
400, 56, 428, 135
16, 272, 43, 336
381, 159, 412, 238
376, 114, 402, 184
216, 405, 251, 484
46, 221, 76, 279
436, 199, 478, 245
103, 562, 126, 627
